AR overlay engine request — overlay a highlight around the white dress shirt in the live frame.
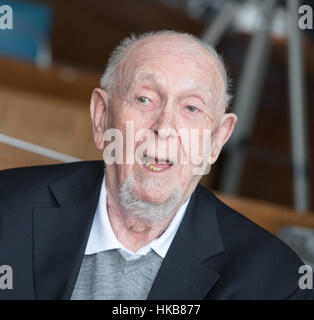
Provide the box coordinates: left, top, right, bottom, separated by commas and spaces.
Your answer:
85, 176, 190, 261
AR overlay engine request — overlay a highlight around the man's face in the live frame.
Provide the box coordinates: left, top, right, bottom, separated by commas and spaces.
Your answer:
92, 36, 236, 210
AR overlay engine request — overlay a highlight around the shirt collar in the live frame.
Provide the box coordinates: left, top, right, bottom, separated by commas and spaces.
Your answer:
85, 176, 190, 259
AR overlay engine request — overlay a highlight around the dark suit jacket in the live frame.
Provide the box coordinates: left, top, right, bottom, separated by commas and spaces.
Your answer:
0, 161, 313, 300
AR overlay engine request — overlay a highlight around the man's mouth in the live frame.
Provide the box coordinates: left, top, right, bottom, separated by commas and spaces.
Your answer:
142, 157, 174, 172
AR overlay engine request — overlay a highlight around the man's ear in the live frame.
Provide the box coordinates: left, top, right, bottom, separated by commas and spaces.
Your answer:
90, 88, 109, 151
210, 112, 237, 165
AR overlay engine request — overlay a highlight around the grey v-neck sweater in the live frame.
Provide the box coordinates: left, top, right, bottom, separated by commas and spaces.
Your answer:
71, 249, 163, 300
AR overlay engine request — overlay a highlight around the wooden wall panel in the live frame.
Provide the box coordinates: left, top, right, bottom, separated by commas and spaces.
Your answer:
0, 58, 100, 104
0, 86, 102, 170
0, 143, 60, 171
216, 192, 314, 235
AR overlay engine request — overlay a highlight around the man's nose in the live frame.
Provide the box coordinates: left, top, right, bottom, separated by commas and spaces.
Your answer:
153, 105, 176, 140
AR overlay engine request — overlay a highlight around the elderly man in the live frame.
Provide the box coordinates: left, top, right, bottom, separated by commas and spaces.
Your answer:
0, 31, 313, 300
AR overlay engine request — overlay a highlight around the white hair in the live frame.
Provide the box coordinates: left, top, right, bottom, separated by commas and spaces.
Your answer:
100, 30, 232, 110
119, 172, 183, 225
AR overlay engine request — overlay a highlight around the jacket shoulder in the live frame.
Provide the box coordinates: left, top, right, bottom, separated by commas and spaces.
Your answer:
0, 160, 103, 184
197, 184, 293, 250
196, 185, 312, 299
0, 161, 104, 206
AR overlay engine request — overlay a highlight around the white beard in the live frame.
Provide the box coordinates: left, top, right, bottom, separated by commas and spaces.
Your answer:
118, 172, 182, 224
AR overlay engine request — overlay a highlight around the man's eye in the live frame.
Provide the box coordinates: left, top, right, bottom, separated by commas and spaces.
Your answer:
185, 105, 199, 113
137, 96, 151, 104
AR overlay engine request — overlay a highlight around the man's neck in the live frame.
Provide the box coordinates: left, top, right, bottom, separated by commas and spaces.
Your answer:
106, 187, 178, 253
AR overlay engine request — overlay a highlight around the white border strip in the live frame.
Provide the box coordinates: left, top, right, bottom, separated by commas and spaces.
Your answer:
0, 133, 81, 163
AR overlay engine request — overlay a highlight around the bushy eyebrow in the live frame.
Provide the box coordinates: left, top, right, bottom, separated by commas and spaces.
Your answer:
121, 72, 159, 103
131, 72, 160, 89
129, 72, 213, 107
181, 86, 212, 106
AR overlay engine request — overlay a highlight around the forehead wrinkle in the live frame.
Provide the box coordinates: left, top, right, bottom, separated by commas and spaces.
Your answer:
131, 70, 214, 101
118, 38, 225, 111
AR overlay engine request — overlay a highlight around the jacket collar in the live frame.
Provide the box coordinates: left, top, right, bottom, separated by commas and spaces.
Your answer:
32, 162, 104, 300
147, 186, 224, 299
33, 162, 224, 300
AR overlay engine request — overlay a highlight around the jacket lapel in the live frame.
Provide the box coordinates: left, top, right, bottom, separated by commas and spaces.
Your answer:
147, 186, 224, 300
32, 161, 223, 300
32, 163, 104, 300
